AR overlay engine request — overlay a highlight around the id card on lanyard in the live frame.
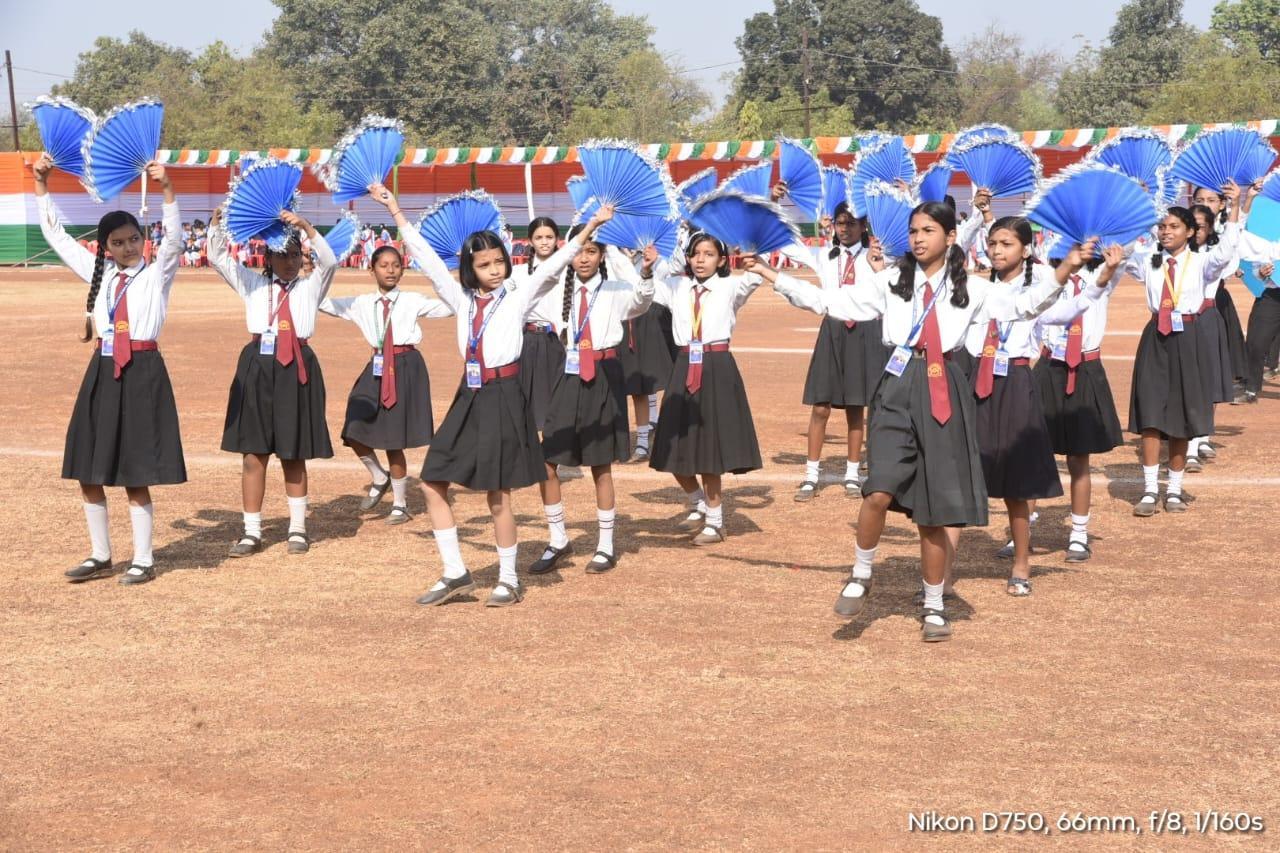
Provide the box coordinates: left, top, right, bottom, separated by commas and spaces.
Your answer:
991, 321, 1014, 377
1163, 254, 1190, 334
689, 284, 706, 364
565, 282, 604, 376
885, 278, 946, 377
101, 265, 144, 357
262, 280, 295, 355
466, 289, 507, 389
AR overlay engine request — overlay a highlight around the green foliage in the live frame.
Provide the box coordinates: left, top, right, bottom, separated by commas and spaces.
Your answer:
1211, 0, 1280, 64
955, 25, 1064, 130
1145, 33, 1280, 123
561, 49, 710, 142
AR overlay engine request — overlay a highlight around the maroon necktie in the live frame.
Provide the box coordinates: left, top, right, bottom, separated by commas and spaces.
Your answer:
471, 294, 491, 367
112, 272, 132, 379
577, 285, 596, 383
1065, 275, 1084, 395
274, 279, 307, 384
1158, 258, 1176, 335
974, 319, 999, 399
921, 283, 951, 424
380, 296, 396, 408
840, 251, 857, 329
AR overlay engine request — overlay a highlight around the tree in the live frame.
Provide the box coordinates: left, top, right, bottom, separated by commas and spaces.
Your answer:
1145, 33, 1280, 122
1056, 0, 1195, 125
734, 0, 960, 132
955, 26, 1064, 130
1211, 0, 1280, 64
561, 49, 709, 142
52, 32, 192, 114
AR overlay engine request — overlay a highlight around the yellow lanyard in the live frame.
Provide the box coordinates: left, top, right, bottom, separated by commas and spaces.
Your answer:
691, 284, 706, 340
1163, 251, 1191, 309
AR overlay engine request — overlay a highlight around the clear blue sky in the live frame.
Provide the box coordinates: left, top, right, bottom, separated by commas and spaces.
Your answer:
5, 0, 1217, 117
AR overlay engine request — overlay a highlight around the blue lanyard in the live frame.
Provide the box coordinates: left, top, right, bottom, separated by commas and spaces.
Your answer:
905, 276, 947, 348
572, 279, 605, 345
107, 264, 146, 323
467, 287, 507, 360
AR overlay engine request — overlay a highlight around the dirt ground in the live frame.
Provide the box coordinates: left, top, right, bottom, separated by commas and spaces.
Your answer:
1, 265, 1277, 850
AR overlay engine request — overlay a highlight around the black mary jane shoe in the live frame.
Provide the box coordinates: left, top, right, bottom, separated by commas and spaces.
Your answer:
584, 551, 618, 574
65, 557, 114, 583
528, 542, 572, 575
416, 572, 476, 606
118, 563, 156, 586
485, 581, 525, 607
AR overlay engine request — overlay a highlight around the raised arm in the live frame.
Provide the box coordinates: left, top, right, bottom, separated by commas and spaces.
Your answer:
619, 244, 658, 320
749, 254, 887, 322
318, 295, 358, 320
206, 208, 257, 296
517, 204, 616, 314
412, 293, 454, 319
284, 211, 337, 299
149, 163, 184, 292
31, 153, 97, 282
368, 182, 466, 313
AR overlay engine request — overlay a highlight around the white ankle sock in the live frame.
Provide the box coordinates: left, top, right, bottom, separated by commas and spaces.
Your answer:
705, 503, 723, 530
845, 460, 860, 483
844, 544, 876, 597
243, 511, 262, 540
1070, 513, 1089, 544
922, 581, 946, 624
497, 543, 519, 587
688, 487, 705, 510
1029, 510, 1040, 525
1188, 437, 1204, 458
129, 503, 154, 567
1167, 468, 1184, 496
83, 500, 111, 561
544, 502, 568, 549
433, 527, 467, 580
596, 508, 615, 555
287, 496, 308, 534
360, 455, 389, 495
391, 477, 408, 507
636, 424, 651, 450
804, 459, 820, 482
1142, 464, 1159, 498
648, 394, 659, 423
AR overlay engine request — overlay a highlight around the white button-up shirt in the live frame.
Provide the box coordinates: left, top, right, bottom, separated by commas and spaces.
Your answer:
208, 224, 338, 339
662, 272, 764, 346
1035, 266, 1116, 354
319, 287, 453, 348
1119, 223, 1240, 313
562, 264, 655, 349
961, 264, 1080, 358
38, 195, 182, 342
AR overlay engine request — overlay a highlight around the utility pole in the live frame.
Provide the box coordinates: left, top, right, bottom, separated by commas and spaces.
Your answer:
5, 51, 19, 150
800, 30, 811, 138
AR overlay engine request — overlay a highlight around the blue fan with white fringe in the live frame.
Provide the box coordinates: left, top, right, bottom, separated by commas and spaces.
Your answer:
566, 175, 594, 212
323, 211, 361, 264
1042, 233, 1071, 262
318, 116, 404, 203
1088, 128, 1172, 197
1260, 168, 1280, 204
913, 161, 953, 204
863, 181, 913, 259
221, 157, 304, 251
598, 213, 680, 259
687, 188, 799, 255
571, 197, 601, 227
28, 96, 95, 178
1170, 126, 1277, 192
676, 167, 718, 220
416, 190, 506, 270
577, 139, 675, 217
945, 136, 1041, 198
80, 99, 164, 203
849, 135, 916, 216
953, 123, 1018, 149
778, 137, 824, 219
1023, 161, 1158, 252
721, 161, 772, 198
1157, 165, 1184, 206
821, 167, 851, 217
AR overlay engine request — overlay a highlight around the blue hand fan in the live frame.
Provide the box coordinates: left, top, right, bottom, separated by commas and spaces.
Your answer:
1170, 127, 1277, 192
945, 137, 1041, 198
778, 137, 824, 219
862, 181, 913, 259
566, 175, 594, 212
319, 115, 404, 203
80, 99, 164, 203
676, 167, 718, 220
221, 157, 304, 251
913, 161, 953, 204
721, 161, 772, 198
1043, 233, 1070, 262
323, 210, 361, 264
1261, 168, 1280, 204
821, 167, 851, 217
849, 135, 916, 216
598, 212, 680, 259
571, 197, 602, 227
1088, 128, 1172, 197
28, 96, 95, 178
1023, 161, 1158, 252
416, 190, 506, 270
1157, 165, 1184, 206
687, 188, 800, 255
576, 139, 675, 217
953, 123, 1018, 149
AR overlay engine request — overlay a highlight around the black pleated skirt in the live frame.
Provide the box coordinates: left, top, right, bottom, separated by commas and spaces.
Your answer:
972, 363, 1064, 501
1128, 319, 1215, 440
1216, 285, 1247, 380
649, 350, 761, 476
802, 316, 893, 408
951, 346, 977, 381
542, 356, 630, 467
340, 349, 434, 450
619, 306, 676, 396
1032, 356, 1124, 456
421, 372, 547, 491
221, 342, 334, 460
519, 328, 565, 432
1198, 303, 1235, 403
863, 357, 987, 528
63, 350, 187, 487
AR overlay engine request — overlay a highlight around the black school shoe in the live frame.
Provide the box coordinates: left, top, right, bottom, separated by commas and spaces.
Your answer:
65, 557, 113, 583
585, 551, 618, 574
528, 542, 572, 575
119, 563, 156, 585
416, 572, 476, 606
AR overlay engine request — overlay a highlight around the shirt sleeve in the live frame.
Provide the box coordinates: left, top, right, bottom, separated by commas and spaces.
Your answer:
772, 270, 886, 322
207, 224, 253, 297
604, 245, 641, 285
310, 229, 339, 301
318, 296, 358, 319
1238, 230, 1280, 263
732, 272, 764, 310
957, 215, 988, 254
977, 269, 1066, 323
778, 242, 821, 272
36, 195, 97, 283
156, 201, 184, 295
400, 227, 465, 314
413, 293, 454, 319
517, 236, 582, 316
618, 273, 656, 321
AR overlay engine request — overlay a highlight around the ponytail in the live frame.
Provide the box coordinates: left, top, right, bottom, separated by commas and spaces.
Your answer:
947, 245, 970, 307
559, 265, 574, 345
1022, 256, 1034, 289
81, 242, 107, 342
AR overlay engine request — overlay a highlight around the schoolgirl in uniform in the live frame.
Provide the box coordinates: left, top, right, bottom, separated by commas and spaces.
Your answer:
1031, 241, 1125, 562
367, 182, 613, 607
617, 253, 674, 463
1193, 186, 1249, 393
649, 232, 765, 546
763, 202, 1070, 641
513, 216, 565, 433
319, 245, 453, 523
529, 231, 656, 575
1124, 184, 1241, 517
209, 205, 337, 557
34, 154, 185, 585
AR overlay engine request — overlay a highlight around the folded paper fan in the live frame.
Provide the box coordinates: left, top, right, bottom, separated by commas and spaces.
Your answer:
687, 188, 799, 255
912, 161, 953, 204
221, 157, 304, 251
1088, 128, 1172, 197
1157, 165, 1184, 206
676, 167, 718, 220
80, 99, 164, 203
863, 181, 913, 259
721, 161, 772, 198
1023, 161, 1158, 252
28, 96, 95, 178
323, 210, 361, 264
849, 135, 916, 216
598, 212, 680, 259
318, 116, 404, 203
577, 139, 676, 217
1170, 126, 1277, 193
778, 137, 824, 219
416, 190, 505, 270
821, 167, 851, 217
953, 123, 1018, 149
945, 136, 1041, 198
566, 175, 594, 213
